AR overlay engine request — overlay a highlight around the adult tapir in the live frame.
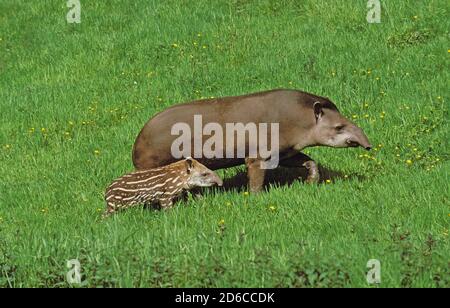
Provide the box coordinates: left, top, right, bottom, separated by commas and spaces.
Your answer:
132, 89, 372, 192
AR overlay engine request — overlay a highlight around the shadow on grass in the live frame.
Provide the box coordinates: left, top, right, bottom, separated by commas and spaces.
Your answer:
210, 165, 366, 193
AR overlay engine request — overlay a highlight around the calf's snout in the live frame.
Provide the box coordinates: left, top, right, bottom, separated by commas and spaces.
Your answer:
215, 176, 224, 187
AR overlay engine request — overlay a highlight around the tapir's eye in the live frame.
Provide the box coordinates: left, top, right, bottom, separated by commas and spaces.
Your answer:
201, 172, 209, 177
335, 125, 345, 131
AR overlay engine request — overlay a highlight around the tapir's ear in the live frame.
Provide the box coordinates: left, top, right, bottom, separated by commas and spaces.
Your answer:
313, 101, 323, 122
185, 157, 194, 173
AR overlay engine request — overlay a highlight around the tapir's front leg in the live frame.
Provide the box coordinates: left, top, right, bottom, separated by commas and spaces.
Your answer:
159, 198, 174, 210
279, 151, 320, 184
245, 158, 266, 193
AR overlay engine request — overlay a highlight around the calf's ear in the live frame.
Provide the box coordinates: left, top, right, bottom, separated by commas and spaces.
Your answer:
185, 157, 194, 174
313, 101, 323, 122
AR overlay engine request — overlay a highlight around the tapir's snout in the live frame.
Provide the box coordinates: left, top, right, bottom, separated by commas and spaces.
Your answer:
213, 174, 224, 187
349, 127, 372, 151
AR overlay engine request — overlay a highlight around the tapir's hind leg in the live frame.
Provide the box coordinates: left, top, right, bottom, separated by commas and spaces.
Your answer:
279, 151, 320, 184
102, 202, 117, 219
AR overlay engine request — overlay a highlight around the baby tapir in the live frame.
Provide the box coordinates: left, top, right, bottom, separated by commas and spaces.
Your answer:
104, 157, 223, 217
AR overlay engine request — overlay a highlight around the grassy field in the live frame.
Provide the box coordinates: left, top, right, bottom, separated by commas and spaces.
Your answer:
0, 0, 448, 288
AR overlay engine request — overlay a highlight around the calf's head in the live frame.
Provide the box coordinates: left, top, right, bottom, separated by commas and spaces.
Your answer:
311, 101, 372, 150
184, 157, 223, 188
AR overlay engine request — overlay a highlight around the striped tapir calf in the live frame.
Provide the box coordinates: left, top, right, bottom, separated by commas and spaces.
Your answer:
104, 157, 223, 217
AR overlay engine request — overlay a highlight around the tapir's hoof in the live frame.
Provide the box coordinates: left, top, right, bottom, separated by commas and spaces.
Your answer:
101, 211, 113, 219
303, 161, 320, 184
306, 175, 320, 184
249, 187, 263, 194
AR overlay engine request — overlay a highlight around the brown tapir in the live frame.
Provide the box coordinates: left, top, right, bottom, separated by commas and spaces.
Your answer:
132, 89, 372, 192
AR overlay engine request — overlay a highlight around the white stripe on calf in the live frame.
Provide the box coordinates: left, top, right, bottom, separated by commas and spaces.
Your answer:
125, 172, 168, 185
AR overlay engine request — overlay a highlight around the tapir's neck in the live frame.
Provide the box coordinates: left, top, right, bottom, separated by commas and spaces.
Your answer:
291, 124, 317, 151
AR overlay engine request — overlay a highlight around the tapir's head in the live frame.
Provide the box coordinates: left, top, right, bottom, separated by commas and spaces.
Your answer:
310, 101, 372, 150
184, 157, 223, 188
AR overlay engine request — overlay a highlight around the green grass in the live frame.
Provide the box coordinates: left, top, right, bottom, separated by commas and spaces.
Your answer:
0, 0, 448, 288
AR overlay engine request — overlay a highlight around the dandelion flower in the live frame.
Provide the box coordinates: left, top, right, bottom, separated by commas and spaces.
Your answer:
325, 179, 332, 184
406, 159, 413, 165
